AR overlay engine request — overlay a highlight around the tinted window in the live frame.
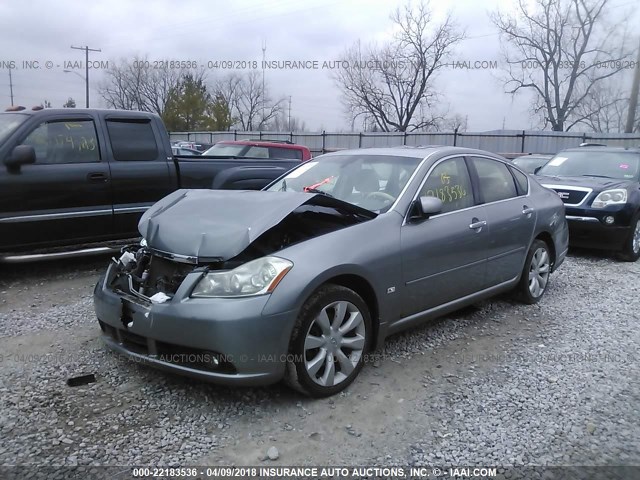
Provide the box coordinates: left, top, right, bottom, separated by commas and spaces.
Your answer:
106, 119, 158, 161
20, 120, 99, 164
473, 157, 518, 203
269, 147, 302, 160
510, 167, 529, 195
420, 157, 474, 214
244, 146, 269, 158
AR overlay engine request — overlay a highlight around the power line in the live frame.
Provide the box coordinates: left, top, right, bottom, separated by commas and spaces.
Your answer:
70, 45, 101, 108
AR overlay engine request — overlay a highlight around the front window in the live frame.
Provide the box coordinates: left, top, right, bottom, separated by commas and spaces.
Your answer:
0, 113, 28, 144
420, 157, 474, 213
537, 151, 640, 180
266, 154, 422, 213
20, 120, 100, 164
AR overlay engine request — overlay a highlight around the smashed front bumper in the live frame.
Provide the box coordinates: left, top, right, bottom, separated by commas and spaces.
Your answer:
93, 248, 296, 386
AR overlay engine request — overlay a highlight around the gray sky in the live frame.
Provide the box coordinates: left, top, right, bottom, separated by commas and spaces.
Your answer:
1, 0, 637, 131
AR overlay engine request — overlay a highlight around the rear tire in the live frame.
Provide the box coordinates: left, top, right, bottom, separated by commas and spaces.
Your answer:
515, 239, 551, 305
616, 214, 640, 262
283, 284, 372, 398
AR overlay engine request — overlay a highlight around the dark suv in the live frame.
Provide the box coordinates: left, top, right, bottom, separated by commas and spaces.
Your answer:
535, 145, 640, 261
202, 140, 312, 161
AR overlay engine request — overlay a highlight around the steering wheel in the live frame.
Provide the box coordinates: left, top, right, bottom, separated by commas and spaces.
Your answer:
364, 191, 396, 203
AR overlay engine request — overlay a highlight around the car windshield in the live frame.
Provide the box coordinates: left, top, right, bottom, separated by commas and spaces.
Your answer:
513, 156, 550, 173
266, 154, 422, 213
0, 113, 28, 144
537, 151, 640, 180
202, 143, 246, 156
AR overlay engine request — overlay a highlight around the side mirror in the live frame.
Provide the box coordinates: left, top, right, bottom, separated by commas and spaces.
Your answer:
4, 145, 36, 171
410, 196, 443, 221
534, 166, 542, 174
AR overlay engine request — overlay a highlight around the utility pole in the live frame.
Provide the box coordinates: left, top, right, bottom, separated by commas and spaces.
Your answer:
288, 96, 292, 131
8, 68, 14, 106
261, 40, 267, 131
625, 38, 640, 133
70, 45, 101, 108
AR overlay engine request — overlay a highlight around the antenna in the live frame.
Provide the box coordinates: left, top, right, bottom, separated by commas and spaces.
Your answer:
8, 68, 14, 106
261, 39, 266, 131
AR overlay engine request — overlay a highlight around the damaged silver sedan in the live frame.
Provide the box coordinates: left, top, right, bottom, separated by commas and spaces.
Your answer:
93, 147, 569, 397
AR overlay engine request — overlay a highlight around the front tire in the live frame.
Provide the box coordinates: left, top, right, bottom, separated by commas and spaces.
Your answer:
515, 239, 551, 305
617, 214, 640, 262
284, 284, 372, 397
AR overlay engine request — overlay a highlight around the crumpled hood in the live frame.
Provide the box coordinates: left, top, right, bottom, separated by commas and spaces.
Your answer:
138, 189, 320, 261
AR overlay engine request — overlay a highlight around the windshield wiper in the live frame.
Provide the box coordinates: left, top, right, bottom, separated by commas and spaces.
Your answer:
304, 188, 334, 198
581, 174, 613, 179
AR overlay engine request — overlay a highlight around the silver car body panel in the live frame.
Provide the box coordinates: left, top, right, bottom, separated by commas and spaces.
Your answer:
94, 146, 569, 385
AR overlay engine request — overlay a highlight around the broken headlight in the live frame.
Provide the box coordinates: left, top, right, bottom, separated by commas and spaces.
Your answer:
191, 256, 293, 298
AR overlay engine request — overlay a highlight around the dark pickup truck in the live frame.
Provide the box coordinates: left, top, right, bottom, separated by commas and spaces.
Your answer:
0, 108, 302, 260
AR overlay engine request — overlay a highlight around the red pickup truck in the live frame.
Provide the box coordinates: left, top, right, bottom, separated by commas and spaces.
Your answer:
202, 139, 312, 161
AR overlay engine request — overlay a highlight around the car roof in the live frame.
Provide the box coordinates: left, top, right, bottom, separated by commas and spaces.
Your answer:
2, 107, 158, 117
217, 140, 307, 149
561, 146, 640, 154
320, 146, 508, 161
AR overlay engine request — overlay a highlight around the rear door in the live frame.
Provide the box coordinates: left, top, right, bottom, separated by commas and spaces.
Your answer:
0, 114, 112, 252
400, 156, 488, 317
468, 156, 536, 286
103, 116, 176, 238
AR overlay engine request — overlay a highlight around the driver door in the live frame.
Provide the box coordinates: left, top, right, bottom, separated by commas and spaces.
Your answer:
400, 156, 488, 317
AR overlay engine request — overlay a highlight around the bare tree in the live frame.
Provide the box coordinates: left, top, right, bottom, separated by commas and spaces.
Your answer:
268, 109, 307, 131
445, 113, 468, 132
492, 0, 632, 131
216, 71, 283, 130
98, 56, 192, 117
573, 79, 630, 132
334, 1, 463, 132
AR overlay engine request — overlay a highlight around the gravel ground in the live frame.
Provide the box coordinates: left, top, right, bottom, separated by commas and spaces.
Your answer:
0, 250, 638, 473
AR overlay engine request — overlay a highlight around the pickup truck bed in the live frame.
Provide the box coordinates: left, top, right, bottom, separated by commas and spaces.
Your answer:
0, 108, 301, 258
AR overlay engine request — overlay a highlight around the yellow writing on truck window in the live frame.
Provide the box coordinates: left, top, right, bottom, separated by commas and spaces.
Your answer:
51, 134, 96, 152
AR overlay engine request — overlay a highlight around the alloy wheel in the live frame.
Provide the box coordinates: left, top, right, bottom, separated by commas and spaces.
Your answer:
528, 247, 550, 298
303, 300, 366, 387
632, 220, 640, 254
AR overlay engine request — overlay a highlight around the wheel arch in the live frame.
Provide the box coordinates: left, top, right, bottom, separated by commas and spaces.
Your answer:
320, 274, 381, 351
534, 231, 556, 269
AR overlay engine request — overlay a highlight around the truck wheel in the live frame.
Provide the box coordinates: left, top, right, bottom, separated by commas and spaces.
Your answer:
617, 214, 640, 262
515, 239, 551, 305
284, 284, 371, 398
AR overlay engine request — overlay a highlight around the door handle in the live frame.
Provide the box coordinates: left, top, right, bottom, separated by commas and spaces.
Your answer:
87, 172, 108, 183
522, 206, 535, 215
469, 219, 487, 230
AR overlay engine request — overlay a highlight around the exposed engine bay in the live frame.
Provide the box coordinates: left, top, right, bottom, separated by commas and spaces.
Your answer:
109, 199, 375, 302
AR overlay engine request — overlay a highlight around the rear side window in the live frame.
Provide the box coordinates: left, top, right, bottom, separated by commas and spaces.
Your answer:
472, 157, 518, 203
509, 166, 529, 195
106, 119, 159, 161
269, 147, 302, 160
20, 120, 99, 164
244, 146, 269, 158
